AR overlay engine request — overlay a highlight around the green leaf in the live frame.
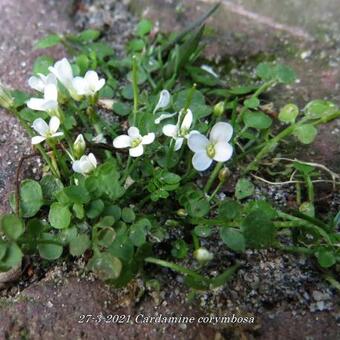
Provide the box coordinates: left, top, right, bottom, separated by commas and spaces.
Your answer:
299, 202, 315, 218
0, 243, 22, 270
256, 62, 275, 81
35, 34, 61, 49
19, 108, 48, 122
235, 178, 254, 200
33, 56, 54, 75
20, 180, 43, 217
0, 241, 7, 260
194, 225, 212, 238
76, 54, 90, 75
241, 211, 276, 248
87, 253, 122, 281
220, 228, 245, 253
171, 240, 189, 259
218, 200, 242, 220
294, 124, 317, 144
246, 200, 278, 219
316, 248, 336, 268
86, 199, 105, 219
73, 203, 84, 219
187, 198, 210, 218
103, 205, 121, 221
128, 39, 145, 52
11, 91, 30, 108
69, 234, 91, 256
40, 175, 64, 203
279, 104, 299, 124
121, 207, 136, 224
112, 102, 131, 117
64, 185, 90, 204
304, 100, 338, 119
137, 19, 153, 36
244, 97, 260, 109
243, 111, 272, 129
48, 203, 71, 229
77, 29, 100, 42
274, 64, 296, 84
129, 219, 149, 247
97, 227, 116, 248
1, 214, 24, 240
37, 233, 63, 260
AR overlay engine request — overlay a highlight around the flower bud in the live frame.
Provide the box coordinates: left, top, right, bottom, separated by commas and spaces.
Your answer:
73, 134, 86, 159
0, 83, 14, 110
218, 167, 231, 182
176, 209, 187, 217
213, 101, 225, 117
194, 248, 214, 264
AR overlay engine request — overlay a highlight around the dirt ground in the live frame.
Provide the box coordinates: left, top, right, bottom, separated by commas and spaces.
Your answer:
0, 0, 339, 339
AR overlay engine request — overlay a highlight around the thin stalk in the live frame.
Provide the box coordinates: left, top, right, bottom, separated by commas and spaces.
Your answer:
208, 181, 223, 202
132, 55, 139, 125
204, 162, 223, 193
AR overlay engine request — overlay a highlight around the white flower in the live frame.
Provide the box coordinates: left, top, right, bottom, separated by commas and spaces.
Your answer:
188, 122, 233, 171
31, 116, 63, 145
73, 134, 86, 158
28, 73, 57, 92
72, 70, 105, 97
154, 112, 177, 125
153, 89, 170, 114
27, 83, 58, 113
72, 153, 97, 175
113, 127, 155, 157
48, 58, 80, 100
163, 109, 197, 151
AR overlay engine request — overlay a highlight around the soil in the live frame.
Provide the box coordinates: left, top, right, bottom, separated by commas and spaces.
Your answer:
0, 0, 339, 339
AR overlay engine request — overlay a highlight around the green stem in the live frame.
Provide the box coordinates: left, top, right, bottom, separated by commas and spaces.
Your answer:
208, 181, 223, 202
305, 175, 314, 202
296, 182, 302, 205
192, 233, 200, 250
145, 257, 204, 281
204, 162, 223, 193
132, 55, 139, 126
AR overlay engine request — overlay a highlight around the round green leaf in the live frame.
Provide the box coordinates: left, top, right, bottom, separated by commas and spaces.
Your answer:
218, 200, 242, 220
69, 234, 91, 256
137, 19, 153, 36
235, 178, 254, 200
20, 180, 43, 218
294, 124, 318, 144
48, 203, 71, 229
279, 104, 299, 124
256, 62, 275, 81
40, 175, 64, 202
1, 214, 24, 240
274, 64, 296, 84
304, 100, 338, 119
35, 34, 61, 49
37, 233, 63, 260
194, 225, 212, 238
86, 199, 105, 219
316, 248, 336, 268
0, 241, 7, 260
87, 253, 122, 281
244, 97, 260, 109
0, 243, 23, 269
220, 228, 245, 253
243, 111, 272, 129
121, 207, 136, 223
33, 56, 54, 75
112, 102, 131, 117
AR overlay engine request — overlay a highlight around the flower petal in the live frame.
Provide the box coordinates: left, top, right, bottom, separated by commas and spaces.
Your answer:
129, 144, 144, 157
142, 133, 155, 145
44, 84, 58, 101
32, 118, 49, 136
210, 122, 233, 143
96, 78, 105, 92
192, 151, 212, 171
213, 142, 233, 162
84, 70, 99, 87
51, 132, 64, 138
49, 58, 73, 85
31, 136, 46, 145
49, 116, 60, 134
27, 98, 45, 111
72, 160, 82, 174
162, 124, 178, 138
188, 133, 209, 153
113, 135, 131, 148
180, 109, 193, 130
174, 137, 184, 151
128, 127, 140, 138
153, 89, 170, 113
72, 77, 88, 96
154, 112, 177, 125
88, 153, 97, 168
28, 76, 44, 92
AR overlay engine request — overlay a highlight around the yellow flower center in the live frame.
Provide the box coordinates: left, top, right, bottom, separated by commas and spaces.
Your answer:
131, 137, 142, 148
206, 143, 215, 158
179, 127, 188, 137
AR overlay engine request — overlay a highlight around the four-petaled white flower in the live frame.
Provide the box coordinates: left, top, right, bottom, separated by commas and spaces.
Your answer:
113, 127, 155, 157
28, 73, 57, 93
48, 58, 80, 100
72, 153, 97, 175
27, 83, 58, 113
31, 116, 63, 145
188, 122, 233, 171
72, 70, 105, 97
163, 109, 197, 151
